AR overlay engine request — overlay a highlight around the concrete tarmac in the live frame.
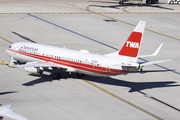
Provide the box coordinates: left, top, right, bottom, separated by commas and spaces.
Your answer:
0, 1, 180, 120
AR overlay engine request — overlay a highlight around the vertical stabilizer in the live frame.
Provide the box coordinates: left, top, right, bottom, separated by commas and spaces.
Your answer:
118, 21, 146, 62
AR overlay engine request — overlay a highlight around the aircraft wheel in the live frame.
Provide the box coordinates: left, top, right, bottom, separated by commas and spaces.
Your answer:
137, 3, 142, 6
17, 60, 20, 65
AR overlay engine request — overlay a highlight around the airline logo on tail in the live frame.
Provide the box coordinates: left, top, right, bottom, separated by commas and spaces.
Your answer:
118, 21, 145, 58
126, 41, 139, 48
119, 31, 142, 57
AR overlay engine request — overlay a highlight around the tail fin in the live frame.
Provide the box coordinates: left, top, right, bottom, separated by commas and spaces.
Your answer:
118, 21, 146, 61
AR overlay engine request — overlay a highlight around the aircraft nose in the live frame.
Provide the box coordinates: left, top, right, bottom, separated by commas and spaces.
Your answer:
5, 46, 12, 56
5, 48, 10, 56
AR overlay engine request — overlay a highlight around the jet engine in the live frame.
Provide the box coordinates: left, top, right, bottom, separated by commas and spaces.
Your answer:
24, 67, 43, 74
24, 62, 43, 74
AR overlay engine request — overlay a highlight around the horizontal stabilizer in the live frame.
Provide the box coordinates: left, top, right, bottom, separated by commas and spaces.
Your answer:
138, 43, 163, 58
140, 59, 173, 66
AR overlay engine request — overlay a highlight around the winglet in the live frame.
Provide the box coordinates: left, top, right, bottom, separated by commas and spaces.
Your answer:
152, 43, 163, 56
138, 43, 163, 58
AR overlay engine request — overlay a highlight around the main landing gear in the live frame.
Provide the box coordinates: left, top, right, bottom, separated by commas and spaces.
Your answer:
119, 0, 124, 5
53, 68, 61, 79
52, 70, 85, 79
53, 73, 61, 79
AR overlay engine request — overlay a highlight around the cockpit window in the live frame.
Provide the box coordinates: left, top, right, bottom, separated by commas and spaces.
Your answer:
9, 46, 12, 48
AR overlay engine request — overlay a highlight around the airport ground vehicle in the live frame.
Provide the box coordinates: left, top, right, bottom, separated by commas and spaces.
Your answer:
118, 0, 159, 6
168, 0, 180, 4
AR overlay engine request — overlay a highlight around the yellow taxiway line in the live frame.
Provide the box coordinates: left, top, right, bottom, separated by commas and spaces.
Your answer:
0, 61, 15, 66
82, 79, 163, 120
86, 5, 180, 42
0, 36, 13, 44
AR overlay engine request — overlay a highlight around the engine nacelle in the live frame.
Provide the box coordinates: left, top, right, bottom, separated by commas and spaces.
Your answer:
24, 62, 43, 74
24, 67, 43, 74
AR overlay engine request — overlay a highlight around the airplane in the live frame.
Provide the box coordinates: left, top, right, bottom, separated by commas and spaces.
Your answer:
0, 105, 28, 120
5, 21, 172, 79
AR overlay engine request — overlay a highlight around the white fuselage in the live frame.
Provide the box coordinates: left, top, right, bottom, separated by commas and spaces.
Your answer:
6, 42, 137, 76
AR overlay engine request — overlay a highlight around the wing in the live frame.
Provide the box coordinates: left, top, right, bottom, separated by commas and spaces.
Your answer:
13, 62, 54, 68
0, 105, 28, 120
0, 111, 28, 120
12, 62, 76, 72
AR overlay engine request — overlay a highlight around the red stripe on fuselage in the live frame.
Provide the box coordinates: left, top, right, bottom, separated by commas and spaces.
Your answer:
8, 48, 132, 76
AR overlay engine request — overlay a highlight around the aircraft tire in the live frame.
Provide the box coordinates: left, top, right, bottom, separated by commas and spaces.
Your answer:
17, 60, 20, 65
137, 3, 142, 6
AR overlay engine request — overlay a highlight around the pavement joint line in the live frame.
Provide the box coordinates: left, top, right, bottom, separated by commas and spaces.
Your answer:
82, 79, 163, 120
